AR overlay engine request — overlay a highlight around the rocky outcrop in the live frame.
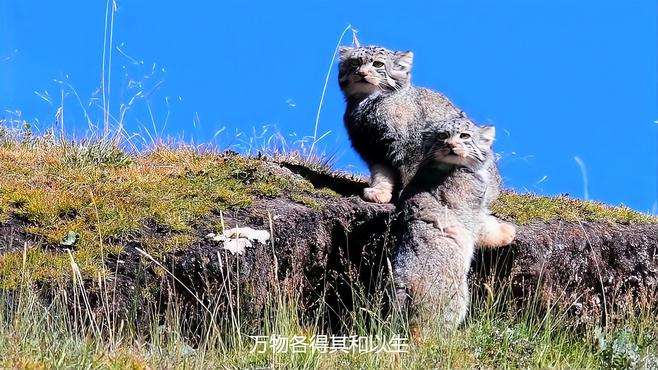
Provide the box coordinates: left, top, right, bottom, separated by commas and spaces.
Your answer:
2, 160, 656, 329
477, 220, 658, 324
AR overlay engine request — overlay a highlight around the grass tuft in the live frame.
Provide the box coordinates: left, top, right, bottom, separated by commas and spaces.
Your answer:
493, 192, 657, 225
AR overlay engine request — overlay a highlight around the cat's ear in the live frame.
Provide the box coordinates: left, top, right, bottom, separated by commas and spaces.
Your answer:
479, 126, 496, 147
395, 51, 414, 71
338, 46, 353, 61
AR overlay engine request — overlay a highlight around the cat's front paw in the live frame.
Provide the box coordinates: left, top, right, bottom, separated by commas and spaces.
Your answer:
363, 187, 392, 203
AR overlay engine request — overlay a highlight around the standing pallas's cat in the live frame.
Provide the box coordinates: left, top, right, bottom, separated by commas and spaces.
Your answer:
393, 118, 515, 334
338, 45, 464, 203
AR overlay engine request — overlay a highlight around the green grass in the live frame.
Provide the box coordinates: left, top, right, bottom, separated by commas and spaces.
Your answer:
493, 192, 657, 225
1, 267, 656, 368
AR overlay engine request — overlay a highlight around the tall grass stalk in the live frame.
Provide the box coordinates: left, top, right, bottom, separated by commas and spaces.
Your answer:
308, 24, 356, 159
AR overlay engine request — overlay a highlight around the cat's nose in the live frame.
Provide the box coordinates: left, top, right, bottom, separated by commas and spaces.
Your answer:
357, 67, 370, 76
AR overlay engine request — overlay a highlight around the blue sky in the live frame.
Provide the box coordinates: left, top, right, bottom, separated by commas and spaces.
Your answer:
1, 1, 656, 212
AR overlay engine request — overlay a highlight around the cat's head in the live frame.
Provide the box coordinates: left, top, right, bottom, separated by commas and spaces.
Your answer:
338, 45, 413, 99
427, 120, 495, 168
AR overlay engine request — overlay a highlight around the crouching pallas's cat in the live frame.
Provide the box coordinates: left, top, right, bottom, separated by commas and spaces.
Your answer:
392, 118, 516, 334
338, 45, 465, 204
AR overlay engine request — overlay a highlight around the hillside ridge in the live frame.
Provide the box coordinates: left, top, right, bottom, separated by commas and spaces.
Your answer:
0, 145, 656, 327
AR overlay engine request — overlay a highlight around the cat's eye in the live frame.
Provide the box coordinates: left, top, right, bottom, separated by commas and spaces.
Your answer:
372, 61, 385, 68
460, 133, 471, 139
437, 132, 449, 140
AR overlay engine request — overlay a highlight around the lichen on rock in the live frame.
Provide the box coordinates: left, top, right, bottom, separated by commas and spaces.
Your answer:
206, 226, 271, 255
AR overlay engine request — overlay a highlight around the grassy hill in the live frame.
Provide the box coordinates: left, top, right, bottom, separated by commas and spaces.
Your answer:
0, 133, 656, 368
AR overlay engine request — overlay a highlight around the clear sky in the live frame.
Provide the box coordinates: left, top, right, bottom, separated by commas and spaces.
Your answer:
1, 1, 656, 213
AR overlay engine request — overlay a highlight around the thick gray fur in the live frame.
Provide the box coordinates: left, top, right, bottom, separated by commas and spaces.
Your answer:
338, 45, 466, 193
392, 118, 500, 332
338, 45, 513, 332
